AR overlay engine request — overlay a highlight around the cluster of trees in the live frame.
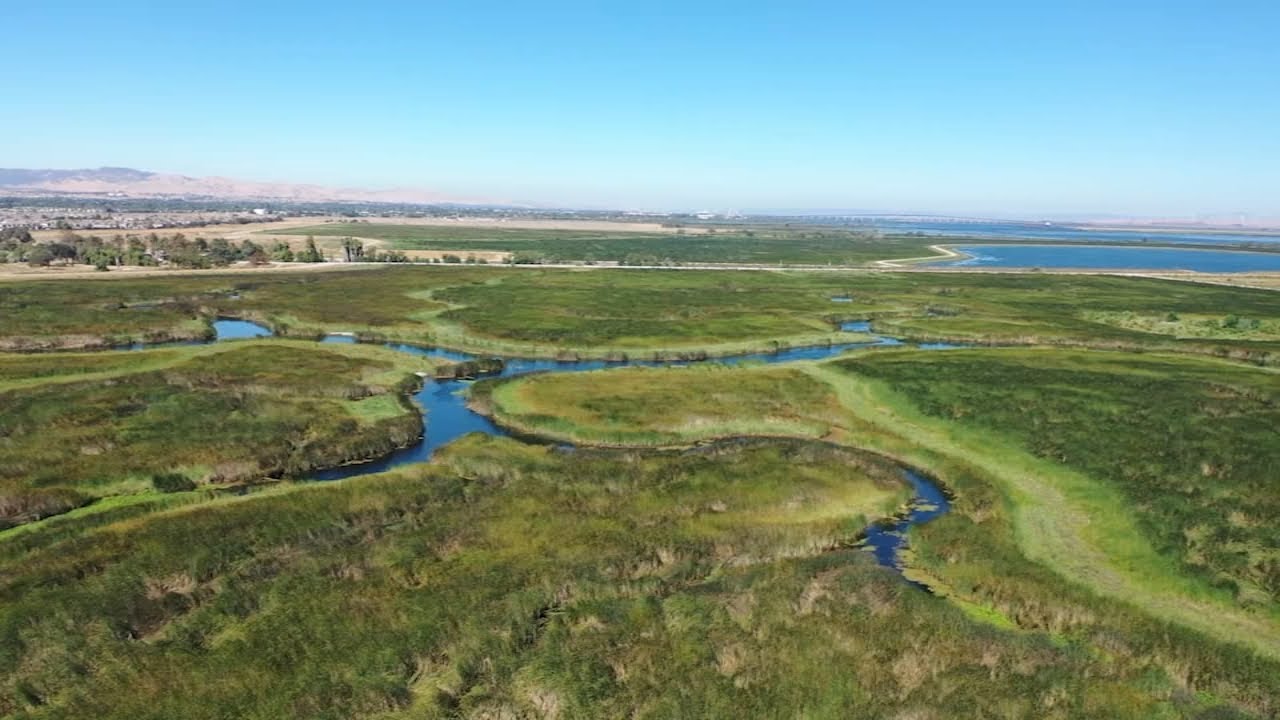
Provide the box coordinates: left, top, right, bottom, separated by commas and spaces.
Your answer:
0, 229, 39, 264
0, 230, 278, 269
333, 237, 410, 263
273, 236, 406, 263
0, 231, 411, 269
0, 229, 284, 269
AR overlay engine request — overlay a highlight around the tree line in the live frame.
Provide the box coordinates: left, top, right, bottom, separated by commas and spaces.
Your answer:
0, 230, 409, 269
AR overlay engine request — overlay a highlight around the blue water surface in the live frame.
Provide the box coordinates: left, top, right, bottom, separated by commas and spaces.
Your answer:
213, 319, 274, 340
863, 469, 952, 590
863, 220, 1280, 247
936, 244, 1280, 272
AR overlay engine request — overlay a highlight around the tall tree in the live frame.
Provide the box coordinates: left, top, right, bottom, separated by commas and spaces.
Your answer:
340, 237, 364, 262
299, 236, 324, 263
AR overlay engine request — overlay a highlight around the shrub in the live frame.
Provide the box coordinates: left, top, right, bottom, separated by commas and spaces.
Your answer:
151, 473, 196, 493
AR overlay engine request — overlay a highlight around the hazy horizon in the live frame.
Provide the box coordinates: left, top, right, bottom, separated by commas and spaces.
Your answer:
5, 1, 1279, 217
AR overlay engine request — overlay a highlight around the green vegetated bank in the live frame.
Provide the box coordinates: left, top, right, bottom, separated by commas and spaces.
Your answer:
0, 277, 221, 350
0, 350, 185, 384
269, 222, 946, 265
474, 365, 845, 446
841, 348, 1280, 606
1, 267, 1277, 362
415, 269, 1280, 360
0, 268, 473, 351
0, 341, 431, 529
1084, 310, 1280, 341
3, 435, 1267, 719
480, 355, 1280, 717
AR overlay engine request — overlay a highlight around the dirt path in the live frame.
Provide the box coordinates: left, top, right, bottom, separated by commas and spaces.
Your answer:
873, 244, 963, 267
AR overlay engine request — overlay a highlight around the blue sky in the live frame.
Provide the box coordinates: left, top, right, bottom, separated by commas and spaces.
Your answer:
5, 1, 1279, 216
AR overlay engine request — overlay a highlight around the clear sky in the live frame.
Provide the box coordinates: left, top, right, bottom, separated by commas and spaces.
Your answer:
5, 1, 1279, 217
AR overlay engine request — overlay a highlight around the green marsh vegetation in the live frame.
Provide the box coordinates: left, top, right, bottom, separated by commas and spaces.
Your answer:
3, 435, 1268, 719
1083, 310, 1280, 341
842, 349, 1280, 606
409, 269, 1280, 361
0, 350, 184, 384
0, 341, 432, 529
1, 267, 1277, 362
484, 352, 1280, 715
476, 364, 847, 446
0, 276, 222, 350
0, 265, 1277, 716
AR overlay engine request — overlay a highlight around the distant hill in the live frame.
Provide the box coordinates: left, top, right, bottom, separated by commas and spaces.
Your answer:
0, 167, 482, 205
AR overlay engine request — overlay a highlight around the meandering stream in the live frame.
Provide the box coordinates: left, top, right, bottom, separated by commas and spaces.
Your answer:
213, 319, 953, 583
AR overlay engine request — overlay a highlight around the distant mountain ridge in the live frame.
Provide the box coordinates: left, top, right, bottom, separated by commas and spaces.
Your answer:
0, 167, 483, 205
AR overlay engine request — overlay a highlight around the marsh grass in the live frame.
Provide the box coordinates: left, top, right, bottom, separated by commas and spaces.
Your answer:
1083, 310, 1280, 341
0, 342, 431, 528
803, 353, 1280, 668
2, 267, 1278, 718
2, 267, 1277, 361
469, 351, 1280, 716
479, 364, 844, 446
3, 436, 1266, 718
0, 350, 183, 384
841, 348, 1280, 607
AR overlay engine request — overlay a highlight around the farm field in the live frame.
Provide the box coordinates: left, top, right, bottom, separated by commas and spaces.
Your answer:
266, 222, 950, 266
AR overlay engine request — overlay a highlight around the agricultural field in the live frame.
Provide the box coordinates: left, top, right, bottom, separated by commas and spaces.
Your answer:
265, 222, 948, 266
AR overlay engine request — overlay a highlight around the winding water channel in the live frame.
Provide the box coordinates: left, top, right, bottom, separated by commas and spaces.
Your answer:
212, 319, 953, 584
